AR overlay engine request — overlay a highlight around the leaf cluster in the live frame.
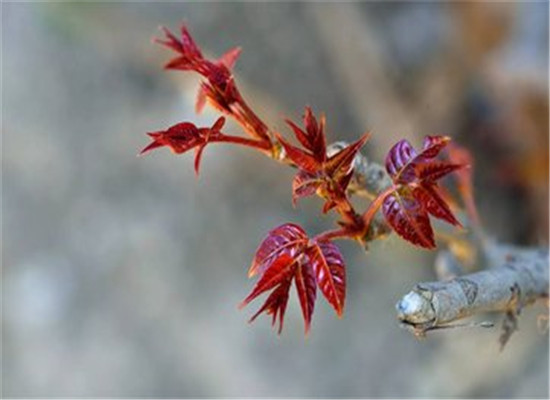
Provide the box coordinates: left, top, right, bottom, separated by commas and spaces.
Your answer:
141, 23, 475, 335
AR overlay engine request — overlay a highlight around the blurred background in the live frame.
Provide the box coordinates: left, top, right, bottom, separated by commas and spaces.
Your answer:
3, 2, 548, 398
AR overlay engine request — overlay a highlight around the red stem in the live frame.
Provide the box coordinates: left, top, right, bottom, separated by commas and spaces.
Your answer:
231, 109, 268, 142
237, 101, 270, 141
229, 85, 271, 143
315, 228, 356, 242
215, 134, 272, 152
362, 186, 395, 231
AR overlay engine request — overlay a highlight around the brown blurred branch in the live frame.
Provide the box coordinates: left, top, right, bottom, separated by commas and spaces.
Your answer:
305, 3, 421, 152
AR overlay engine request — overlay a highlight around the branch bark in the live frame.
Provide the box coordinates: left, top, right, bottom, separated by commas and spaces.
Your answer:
396, 244, 549, 343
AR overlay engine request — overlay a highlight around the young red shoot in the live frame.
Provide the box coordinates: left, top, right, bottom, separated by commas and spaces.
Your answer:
139, 117, 270, 175
142, 22, 472, 336
155, 24, 271, 145
240, 223, 346, 334
367, 136, 466, 249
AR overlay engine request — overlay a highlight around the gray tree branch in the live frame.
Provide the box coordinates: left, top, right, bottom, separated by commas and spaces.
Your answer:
396, 244, 549, 345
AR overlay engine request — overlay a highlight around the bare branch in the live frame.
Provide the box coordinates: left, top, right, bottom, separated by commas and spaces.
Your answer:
396, 246, 549, 341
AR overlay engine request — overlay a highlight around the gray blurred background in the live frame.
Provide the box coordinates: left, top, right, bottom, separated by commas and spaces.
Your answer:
3, 2, 549, 398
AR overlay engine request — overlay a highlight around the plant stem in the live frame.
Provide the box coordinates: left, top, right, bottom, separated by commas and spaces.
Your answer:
216, 134, 272, 152
362, 186, 394, 229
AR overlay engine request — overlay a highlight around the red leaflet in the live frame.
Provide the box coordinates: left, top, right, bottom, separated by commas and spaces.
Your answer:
280, 107, 369, 211
140, 117, 225, 174
385, 139, 418, 183
155, 26, 198, 57
218, 47, 242, 71
241, 223, 347, 334
249, 275, 293, 335
416, 161, 463, 182
292, 170, 323, 206
242, 254, 297, 334
412, 184, 461, 227
325, 134, 370, 178
248, 223, 308, 278
140, 117, 270, 175
277, 133, 320, 174
382, 191, 435, 249
294, 261, 317, 334
155, 24, 271, 144
373, 135, 465, 248
140, 122, 201, 155
156, 25, 238, 90
285, 107, 327, 163
307, 241, 346, 316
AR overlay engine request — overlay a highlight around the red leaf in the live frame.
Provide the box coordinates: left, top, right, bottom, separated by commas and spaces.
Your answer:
218, 47, 242, 70
210, 116, 226, 132
155, 25, 205, 72
325, 132, 370, 178
248, 223, 308, 278
179, 24, 203, 58
421, 135, 451, 158
282, 110, 368, 217
386, 135, 452, 184
382, 191, 435, 249
163, 56, 197, 71
303, 107, 327, 163
321, 200, 338, 214
307, 241, 346, 316
241, 254, 297, 334
276, 133, 320, 173
243, 223, 347, 334
141, 119, 227, 175
156, 25, 240, 112
294, 262, 317, 334
240, 254, 297, 307
248, 275, 293, 334
140, 122, 201, 155
385, 139, 418, 183
139, 137, 165, 155
382, 136, 468, 246
292, 170, 323, 206
413, 184, 462, 227
155, 26, 186, 54
415, 161, 464, 182
284, 107, 327, 163
285, 119, 313, 153
206, 64, 232, 90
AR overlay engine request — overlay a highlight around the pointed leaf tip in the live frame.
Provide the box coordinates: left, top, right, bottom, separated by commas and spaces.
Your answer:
211, 116, 226, 132
139, 140, 164, 156
276, 133, 320, 173
219, 47, 242, 70
307, 241, 346, 317
325, 131, 370, 178
247, 223, 308, 278
382, 191, 435, 249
